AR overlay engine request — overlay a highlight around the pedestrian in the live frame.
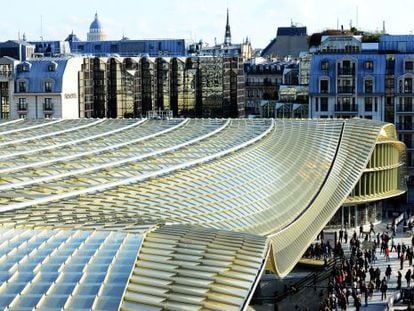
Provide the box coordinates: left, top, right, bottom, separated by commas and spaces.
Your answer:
397, 271, 402, 290
368, 280, 374, 298
355, 295, 362, 311
380, 277, 388, 300
369, 266, 375, 282
385, 264, 392, 281
397, 243, 401, 259
344, 230, 348, 244
385, 246, 390, 262
361, 282, 368, 306
401, 252, 405, 270
370, 221, 375, 235
391, 237, 396, 252
406, 268, 412, 287
339, 227, 344, 243
359, 224, 364, 238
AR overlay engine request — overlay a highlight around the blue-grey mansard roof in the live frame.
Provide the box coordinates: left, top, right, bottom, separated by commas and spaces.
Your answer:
309, 53, 387, 95
14, 58, 69, 93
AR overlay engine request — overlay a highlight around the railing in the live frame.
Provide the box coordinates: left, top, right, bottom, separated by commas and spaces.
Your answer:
337, 86, 355, 94
245, 81, 277, 86
43, 103, 54, 112
334, 104, 358, 112
396, 123, 414, 130
396, 105, 414, 112
17, 104, 27, 112
337, 68, 355, 75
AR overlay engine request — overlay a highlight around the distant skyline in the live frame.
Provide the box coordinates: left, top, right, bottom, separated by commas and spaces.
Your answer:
3, 0, 414, 48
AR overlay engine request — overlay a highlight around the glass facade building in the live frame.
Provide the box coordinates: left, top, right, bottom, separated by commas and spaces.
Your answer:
79, 56, 245, 118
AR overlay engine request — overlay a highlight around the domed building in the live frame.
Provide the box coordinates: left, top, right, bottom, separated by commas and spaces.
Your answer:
87, 13, 106, 41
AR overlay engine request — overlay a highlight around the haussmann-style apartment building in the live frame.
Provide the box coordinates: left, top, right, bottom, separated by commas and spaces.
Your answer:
308, 34, 414, 201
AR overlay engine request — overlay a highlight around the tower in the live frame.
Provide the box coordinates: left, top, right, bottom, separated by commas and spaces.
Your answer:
224, 9, 231, 46
87, 13, 107, 41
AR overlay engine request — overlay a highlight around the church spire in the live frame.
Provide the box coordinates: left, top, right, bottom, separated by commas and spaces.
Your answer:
224, 8, 231, 46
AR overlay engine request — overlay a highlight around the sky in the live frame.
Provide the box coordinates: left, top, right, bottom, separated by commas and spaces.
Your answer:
2, 0, 414, 48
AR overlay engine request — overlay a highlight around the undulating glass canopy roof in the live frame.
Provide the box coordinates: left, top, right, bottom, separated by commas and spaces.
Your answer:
0, 118, 406, 310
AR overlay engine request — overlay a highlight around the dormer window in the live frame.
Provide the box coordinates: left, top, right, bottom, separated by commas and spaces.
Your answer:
321, 60, 329, 70
365, 60, 374, 70
19, 62, 31, 72
44, 80, 53, 93
364, 78, 373, 93
18, 80, 27, 92
319, 78, 329, 93
48, 62, 57, 72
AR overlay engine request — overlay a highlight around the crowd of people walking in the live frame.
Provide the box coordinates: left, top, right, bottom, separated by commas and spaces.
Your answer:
312, 219, 414, 311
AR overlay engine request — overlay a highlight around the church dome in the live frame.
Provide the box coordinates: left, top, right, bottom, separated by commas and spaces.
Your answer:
90, 13, 102, 32
87, 12, 106, 41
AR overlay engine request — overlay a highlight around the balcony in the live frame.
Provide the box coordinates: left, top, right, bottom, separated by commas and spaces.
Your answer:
43, 103, 54, 112
396, 105, 414, 113
17, 104, 27, 112
245, 81, 276, 87
337, 86, 355, 94
337, 68, 355, 76
334, 104, 358, 113
401, 88, 413, 94
396, 123, 414, 131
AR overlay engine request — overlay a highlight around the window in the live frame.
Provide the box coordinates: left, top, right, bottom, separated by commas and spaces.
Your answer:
320, 97, 328, 111
405, 97, 413, 112
21, 62, 30, 72
321, 60, 329, 70
44, 113, 53, 119
320, 79, 329, 93
364, 79, 373, 93
18, 81, 27, 92
365, 97, 373, 111
48, 63, 56, 71
0, 64, 11, 77
18, 113, 27, 119
405, 61, 414, 71
44, 81, 53, 93
365, 60, 374, 70
315, 98, 319, 112
44, 98, 53, 111
18, 98, 27, 111
404, 77, 413, 93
